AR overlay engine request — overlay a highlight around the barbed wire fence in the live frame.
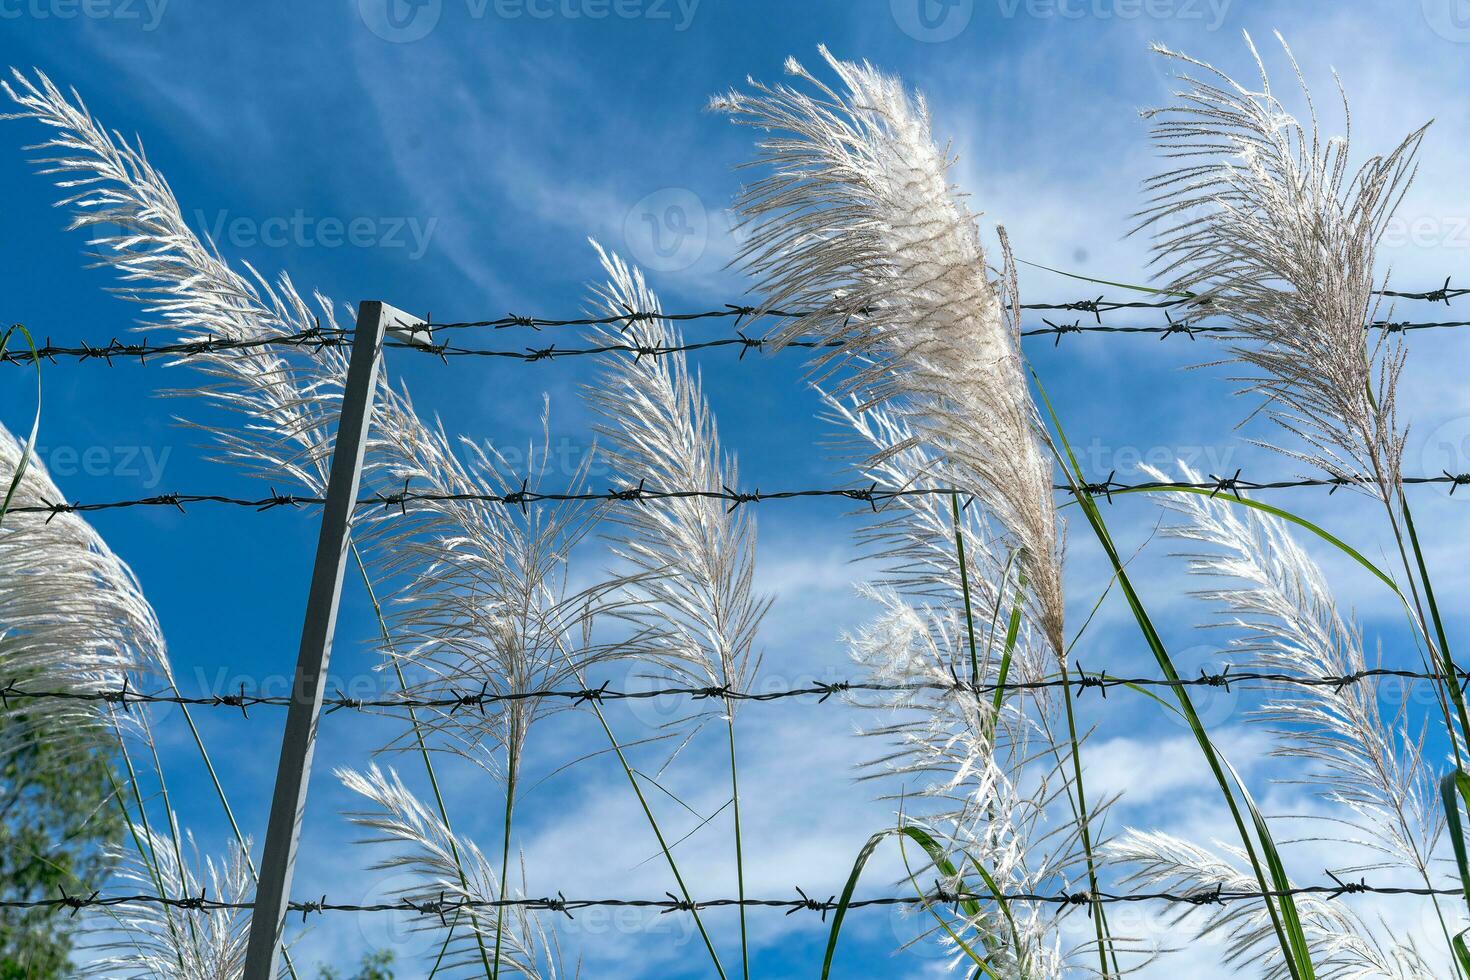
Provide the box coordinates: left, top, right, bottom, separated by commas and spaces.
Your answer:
6, 285, 1470, 366
7, 281, 1470, 946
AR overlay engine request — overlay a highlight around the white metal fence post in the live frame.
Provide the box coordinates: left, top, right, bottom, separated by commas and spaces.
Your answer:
241, 301, 419, 979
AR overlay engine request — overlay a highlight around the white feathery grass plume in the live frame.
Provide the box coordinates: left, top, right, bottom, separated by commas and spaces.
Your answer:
1108, 829, 1433, 979
337, 764, 573, 979
580, 242, 770, 719
580, 243, 772, 976
845, 589, 1081, 975
2, 68, 349, 494
0, 422, 170, 758
365, 404, 643, 783
1146, 463, 1440, 883
1138, 34, 1427, 504
826, 397, 1090, 970
825, 396, 1054, 689
82, 825, 257, 980
0, 66, 637, 784
712, 47, 1066, 656
1102, 464, 1447, 977
804, 304, 1104, 967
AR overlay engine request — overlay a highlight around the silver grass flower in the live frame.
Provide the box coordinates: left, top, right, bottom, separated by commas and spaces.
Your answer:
1108, 830, 1432, 979
825, 396, 1052, 688
365, 407, 644, 782
830, 399, 1089, 973
2, 69, 349, 494
337, 764, 573, 979
1139, 34, 1427, 504
1105, 465, 1445, 977
846, 590, 1076, 976
82, 827, 257, 980
1147, 464, 1440, 881
713, 47, 1066, 656
0, 422, 169, 757
581, 242, 770, 722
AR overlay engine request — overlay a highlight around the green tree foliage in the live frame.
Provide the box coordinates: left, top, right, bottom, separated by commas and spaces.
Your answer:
317, 950, 396, 980
0, 712, 122, 979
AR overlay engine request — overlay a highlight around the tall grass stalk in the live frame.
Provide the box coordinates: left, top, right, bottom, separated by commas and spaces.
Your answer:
1037, 375, 1317, 978
1108, 463, 1446, 975
1137, 35, 1470, 751
581, 244, 769, 980
353, 543, 494, 977
714, 48, 1128, 969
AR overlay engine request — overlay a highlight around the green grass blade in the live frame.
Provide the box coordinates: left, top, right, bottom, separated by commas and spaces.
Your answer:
1219, 755, 1315, 978
822, 824, 1008, 978
1441, 771, 1470, 910
1401, 498, 1470, 746
950, 497, 981, 688
1014, 259, 1196, 298
990, 570, 1026, 732
894, 827, 998, 977
1031, 369, 1310, 980
1102, 484, 1400, 595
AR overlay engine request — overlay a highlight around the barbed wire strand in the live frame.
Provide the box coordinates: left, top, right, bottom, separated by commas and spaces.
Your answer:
4, 666, 1464, 716
7, 471, 1470, 520
17, 878, 1461, 920
8, 312, 1470, 367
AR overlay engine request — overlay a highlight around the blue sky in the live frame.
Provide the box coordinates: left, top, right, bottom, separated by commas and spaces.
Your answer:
5, 0, 1470, 976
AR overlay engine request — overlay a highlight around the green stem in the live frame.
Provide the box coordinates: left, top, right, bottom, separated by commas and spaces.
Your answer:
950, 495, 981, 690
107, 718, 187, 974
572, 671, 727, 979
1058, 664, 1115, 978
138, 710, 200, 953
1033, 371, 1313, 980
1399, 497, 1470, 747
491, 736, 518, 980
726, 712, 749, 980
352, 544, 493, 978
